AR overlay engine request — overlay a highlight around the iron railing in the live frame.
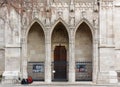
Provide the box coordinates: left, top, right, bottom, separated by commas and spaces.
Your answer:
27, 61, 92, 81
75, 62, 92, 81
27, 62, 44, 81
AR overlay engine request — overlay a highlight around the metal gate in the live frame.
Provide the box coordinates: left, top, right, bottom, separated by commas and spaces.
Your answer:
52, 61, 68, 81
75, 62, 92, 81
27, 62, 44, 81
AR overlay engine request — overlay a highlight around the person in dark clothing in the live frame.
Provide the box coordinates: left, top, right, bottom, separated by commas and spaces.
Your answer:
21, 79, 28, 84
21, 76, 33, 84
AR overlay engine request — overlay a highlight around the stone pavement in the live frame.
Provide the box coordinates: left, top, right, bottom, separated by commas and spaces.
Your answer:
0, 82, 120, 87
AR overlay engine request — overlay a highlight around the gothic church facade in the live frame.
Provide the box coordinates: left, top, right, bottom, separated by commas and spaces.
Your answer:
0, 0, 120, 85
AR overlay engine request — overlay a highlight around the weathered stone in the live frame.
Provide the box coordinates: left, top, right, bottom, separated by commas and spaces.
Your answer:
0, 0, 119, 86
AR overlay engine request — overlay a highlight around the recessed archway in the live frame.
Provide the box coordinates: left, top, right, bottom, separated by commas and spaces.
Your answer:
75, 22, 93, 81
51, 22, 69, 81
27, 22, 45, 81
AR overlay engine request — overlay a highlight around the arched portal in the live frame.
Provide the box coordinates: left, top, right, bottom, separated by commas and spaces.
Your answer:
51, 22, 69, 81
27, 22, 45, 81
75, 22, 93, 81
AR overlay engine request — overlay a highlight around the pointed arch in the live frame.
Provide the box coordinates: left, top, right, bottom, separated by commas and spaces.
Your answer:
74, 18, 95, 37
25, 19, 45, 39
27, 19, 45, 81
51, 21, 69, 46
75, 18, 93, 81
27, 21, 45, 62
50, 18, 70, 38
51, 19, 69, 80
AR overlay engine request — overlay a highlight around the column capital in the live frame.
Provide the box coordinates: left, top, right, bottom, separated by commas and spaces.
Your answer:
71, 0, 74, 5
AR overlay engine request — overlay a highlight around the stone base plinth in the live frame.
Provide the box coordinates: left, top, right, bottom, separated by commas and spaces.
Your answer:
97, 71, 118, 84
2, 71, 20, 84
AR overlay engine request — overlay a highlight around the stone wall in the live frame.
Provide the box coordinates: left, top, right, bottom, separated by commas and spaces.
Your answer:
0, 18, 5, 75
0, 50, 4, 75
75, 22, 92, 62
27, 22, 45, 62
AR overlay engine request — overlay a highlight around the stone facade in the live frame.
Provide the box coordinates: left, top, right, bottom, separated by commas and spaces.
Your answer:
0, 0, 120, 85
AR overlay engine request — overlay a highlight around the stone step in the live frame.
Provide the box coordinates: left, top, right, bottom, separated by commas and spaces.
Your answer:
0, 82, 119, 87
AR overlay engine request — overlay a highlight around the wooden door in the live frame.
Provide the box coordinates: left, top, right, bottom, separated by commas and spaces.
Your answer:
54, 46, 67, 81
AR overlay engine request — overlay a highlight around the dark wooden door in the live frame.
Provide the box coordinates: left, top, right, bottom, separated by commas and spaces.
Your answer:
54, 46, 67, 81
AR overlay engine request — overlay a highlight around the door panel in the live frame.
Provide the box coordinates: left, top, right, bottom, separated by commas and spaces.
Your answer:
54, 46, 67, 80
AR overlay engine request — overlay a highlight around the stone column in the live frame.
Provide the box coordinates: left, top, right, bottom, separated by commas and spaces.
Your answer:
93, 28, 99, 83
21, 38, 28, 79
68, 28, 75, 82
69, 1, 75, 82
45, 29, 51, 83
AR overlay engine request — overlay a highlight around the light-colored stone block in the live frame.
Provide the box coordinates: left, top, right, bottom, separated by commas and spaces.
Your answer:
109, 71, 118, 83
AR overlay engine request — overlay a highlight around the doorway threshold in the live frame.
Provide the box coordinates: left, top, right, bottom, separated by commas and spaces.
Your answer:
52, 79, 68, 82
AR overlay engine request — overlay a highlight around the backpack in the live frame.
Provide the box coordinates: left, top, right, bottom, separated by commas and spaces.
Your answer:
27, 76, 33, 84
